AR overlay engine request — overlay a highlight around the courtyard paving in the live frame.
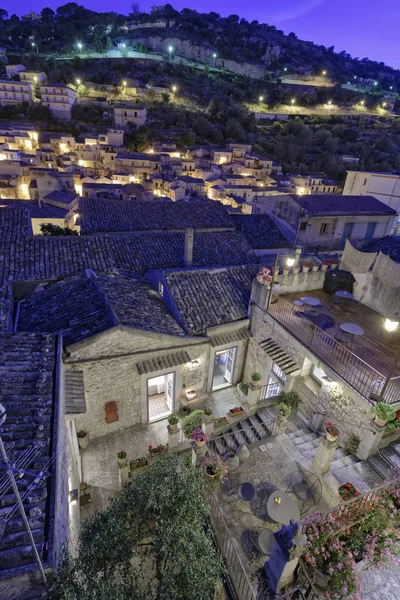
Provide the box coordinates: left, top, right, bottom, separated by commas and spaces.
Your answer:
80, 387, 243, 518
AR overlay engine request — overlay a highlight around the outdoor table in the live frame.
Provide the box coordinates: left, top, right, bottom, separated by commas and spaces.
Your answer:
300, 296, 321, 315
267, 490, 300, 525
257, 528, 275, 556
335, 322, 364, 345
335, 290, 354, 312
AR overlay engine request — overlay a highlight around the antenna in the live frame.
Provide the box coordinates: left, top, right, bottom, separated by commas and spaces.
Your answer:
0, 403, 57, 594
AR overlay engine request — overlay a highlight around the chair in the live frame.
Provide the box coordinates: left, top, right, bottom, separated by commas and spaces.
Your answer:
293, 300, 304, 316
286, 469, 322, 517
232, 482, 256, 515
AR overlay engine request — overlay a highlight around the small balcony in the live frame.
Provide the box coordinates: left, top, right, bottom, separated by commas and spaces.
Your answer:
269, 290, 400, 405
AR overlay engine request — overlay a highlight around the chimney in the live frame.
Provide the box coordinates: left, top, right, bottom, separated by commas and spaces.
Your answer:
184, 228, 194, 267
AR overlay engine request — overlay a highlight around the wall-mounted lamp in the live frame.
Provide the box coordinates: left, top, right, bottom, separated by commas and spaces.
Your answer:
69, 489, 79, 505
286, 257, 295, 267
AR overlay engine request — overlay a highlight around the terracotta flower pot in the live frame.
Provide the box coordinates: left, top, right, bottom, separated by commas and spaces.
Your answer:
312, 265, 319, 272
293, 266, 300, 275
205, 468, 216, 480
302, 266, 310, 273
322, 264, 329, 271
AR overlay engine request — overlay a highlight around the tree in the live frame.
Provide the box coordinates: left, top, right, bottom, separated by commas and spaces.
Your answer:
57, 455, 222, 600
0, 8, 8, 19
131, 1, 140, 13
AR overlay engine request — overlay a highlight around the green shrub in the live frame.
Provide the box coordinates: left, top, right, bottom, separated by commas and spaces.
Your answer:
375, 402, 396, 422
117, 451, 126, 459
181, 409, 204, 438
346, 434, 361, 457
168, 413, 179, 425
276, 391, 300, 410
238, 381, 249, 395
278, 402, 291, 417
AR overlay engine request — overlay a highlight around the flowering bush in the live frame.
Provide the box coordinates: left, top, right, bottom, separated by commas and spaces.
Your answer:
303, 261, 312, 268
256, 267, 273, 286
148, 443, 168, 455
130, 457, 147, 470
322, 259, 330, 265
230, 406, 244, 414
190, 428, 208, 442
338, 483, 361, 501
203, 455, 228, 482
330, 258, 340, 264
326, 422, 339, 437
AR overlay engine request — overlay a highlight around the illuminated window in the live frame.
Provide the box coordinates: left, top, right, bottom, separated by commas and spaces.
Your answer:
158, 282, 164, 296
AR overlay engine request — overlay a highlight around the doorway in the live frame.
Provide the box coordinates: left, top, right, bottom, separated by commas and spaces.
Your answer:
340, 222, 354, 248
147, 373, 174, 422
212, 347, 237, 390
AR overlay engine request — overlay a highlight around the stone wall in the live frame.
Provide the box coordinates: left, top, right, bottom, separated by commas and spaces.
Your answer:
351, 270, 400, 320
134, 35, 267, 79
66, 328, 209, 439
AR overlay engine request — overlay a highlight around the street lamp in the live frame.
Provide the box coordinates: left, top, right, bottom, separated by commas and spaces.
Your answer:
259, 95, 264, 105
382, 102, 387, 108
31, 41, 38, 54
286, 257, 295, 267
122, 80, 127, 87
328, 100, 332, 106
122, 43, 126, 48
76, 78, 81, 85
360, 100, 365, 106
373, 81, 378, 86
378, 317, 400, 401
284, 67, 287, 72
212, 52, 217, 66
77, 42, 82, 53
168, 45, 173, 60
33, 76, 37, 82
291, 98, 295, 105
172, 85, 177, 94
322, 70, 327, 76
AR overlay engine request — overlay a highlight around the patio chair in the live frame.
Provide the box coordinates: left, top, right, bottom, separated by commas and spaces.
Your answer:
286, 469, 322, 517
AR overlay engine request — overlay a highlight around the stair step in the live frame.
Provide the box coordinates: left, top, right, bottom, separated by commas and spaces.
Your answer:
258, 407, 276, 426
381, 447, 400, 468
241, 419, 261, 444
214, 437, 227, 455
293, 439, 320, 454
230, 425, 247, 447
333, 447, 350, 460
291, 432, 319, 446
247, 414, 267, 439
331, 455, 359, 471
391, 442, 400, 457
287, 429, 311, 440
368, 455, 391, 480
333, 462, 383, 493
223, 432, 237, 451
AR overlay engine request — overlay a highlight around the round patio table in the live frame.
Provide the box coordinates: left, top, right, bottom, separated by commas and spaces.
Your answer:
300, 296, 320, 307
335, 290, 353, 299
267, 490, 300, 525
340, 323, 364, 336
257, 528, 274, 556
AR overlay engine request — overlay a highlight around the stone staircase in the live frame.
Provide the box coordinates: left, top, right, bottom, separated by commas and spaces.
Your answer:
286, 421, 383, 493
368, 441, 400, 479
207, 406, 277, 457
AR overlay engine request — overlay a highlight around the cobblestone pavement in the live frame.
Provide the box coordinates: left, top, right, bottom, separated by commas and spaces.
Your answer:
359, 563, 400, 599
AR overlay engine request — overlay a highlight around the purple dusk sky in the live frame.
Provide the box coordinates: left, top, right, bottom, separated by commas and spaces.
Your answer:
5, 0, 400, 69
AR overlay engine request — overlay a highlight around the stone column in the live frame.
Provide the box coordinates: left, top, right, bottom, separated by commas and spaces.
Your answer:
202, 418, 214, 438
245, 382, 261, 414
168, 424, 180, 450
357, 420, 386, 460
276, 414, 289, 436
311, 436, 338, 475
249, 279, 271, 312
310, 411, 325, 434
118, 465, 130, 488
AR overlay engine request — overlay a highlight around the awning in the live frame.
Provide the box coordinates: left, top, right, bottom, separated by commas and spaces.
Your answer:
259, 338, 299, 376
210, 328, 252, 348
65, 370, 86, 414
136, 350, 191, 375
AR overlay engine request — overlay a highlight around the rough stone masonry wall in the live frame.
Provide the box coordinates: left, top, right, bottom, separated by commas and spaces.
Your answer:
66, 328, 209, 440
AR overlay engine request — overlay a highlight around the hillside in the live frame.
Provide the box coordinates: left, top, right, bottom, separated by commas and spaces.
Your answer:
0, 4, 399, 90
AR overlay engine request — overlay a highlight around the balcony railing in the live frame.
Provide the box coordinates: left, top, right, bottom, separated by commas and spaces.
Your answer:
269, 299, 400, 405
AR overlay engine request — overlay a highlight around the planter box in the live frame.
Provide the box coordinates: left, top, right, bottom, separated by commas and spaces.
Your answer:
214, 417, 228, 428
229, 407, 244, 418
130, 464, 148, 478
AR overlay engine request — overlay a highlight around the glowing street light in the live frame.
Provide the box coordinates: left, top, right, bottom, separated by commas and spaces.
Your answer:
322, 70, 327, 76
286, 257, 295, 267
378, 316, 400, 400
122, 43, 126, 48
291, 98, 295, 105
390, 86, 393, 90
172, 84, 177, 94
77, 42, 83, 53
360, 100, 365, 106
284, 67, 287, 72
382, 102, 387, 108
76, 78, 81, 85
328, 100, 332, 106
259, 95, 264, 105
373, 81, 378, 86
122, 80, 127, 87
168, 45, 173, 60
31, 41, 38, 54
33, 76, 37, 82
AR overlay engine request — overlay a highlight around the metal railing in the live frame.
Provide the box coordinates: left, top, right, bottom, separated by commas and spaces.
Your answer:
206, 418, 278, 458
269, 298, 400, 405
209, 489, 257, 600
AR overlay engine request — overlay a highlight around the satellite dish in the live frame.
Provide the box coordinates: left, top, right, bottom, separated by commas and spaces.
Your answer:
0, 403, 6, 426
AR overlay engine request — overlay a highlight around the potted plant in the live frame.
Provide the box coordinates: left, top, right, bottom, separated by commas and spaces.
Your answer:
117, 450, 127, 467
168, 413, 179, 431
203, 455, 228, 482
250, 372, 262, 385
190, 427, 208, 448
325, 422, 339, 442
229, 406, 244, 418
256, 267, 273, 287
77, 430, 88, 450
148, 443, 168, 457
182, 409, 205, 438
293, 264, 300, 275
224, 446, 240, 471
278, 402, 291, 418
273, 266, 280, 278
312, 263, 319, 272
214, 416, 229, 427
321, 259, 330, 271
374, 402, 396, 427
330, 258, 339, 270
283, 266, 290, 277
271, 280, 281, 296
130, 456, 147, 472
302, 261, 312, 273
